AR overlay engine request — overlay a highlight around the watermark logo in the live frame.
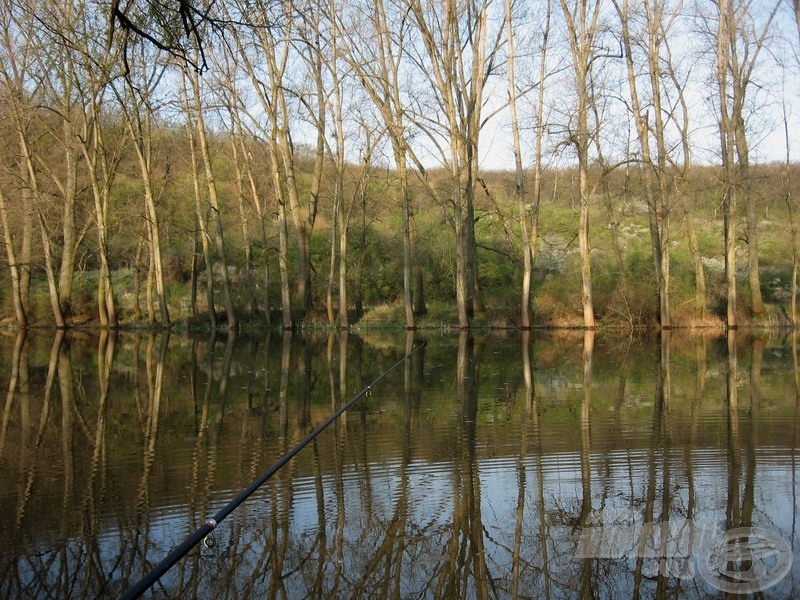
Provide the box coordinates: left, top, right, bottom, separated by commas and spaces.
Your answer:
696, 527, 793, 594
573, 509, 793, 594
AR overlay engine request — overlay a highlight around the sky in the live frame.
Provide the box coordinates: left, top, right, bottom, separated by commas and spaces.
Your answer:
475, 1, 800, 172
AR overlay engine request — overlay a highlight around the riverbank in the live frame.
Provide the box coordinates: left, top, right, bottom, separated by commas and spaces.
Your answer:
1, 267, 796, 332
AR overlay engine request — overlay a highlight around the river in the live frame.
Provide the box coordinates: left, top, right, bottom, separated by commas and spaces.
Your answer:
1, 329, 798, 598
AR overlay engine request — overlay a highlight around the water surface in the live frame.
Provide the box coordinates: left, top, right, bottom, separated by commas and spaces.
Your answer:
1, 329, 799, 598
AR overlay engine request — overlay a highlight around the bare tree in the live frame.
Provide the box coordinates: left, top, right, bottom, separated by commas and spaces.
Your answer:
712, 0, 779, 327
230, 0, 319, 325
779, 53, 797, 323
663, 34, 707, 321
337, 0, 423, 329
0, 188, 27, 326
716, 0, 739, 328
221, 1, 295, 327
112, 41, 171, 326
506, 0, 529, 328
299, 2, 350, 328
322, 0, 353, 329
223, 96, 261, 318
179, 71, 216, 324
615, 0, 687, 328
0, 0, 35, 327
296, 1, 327, 319
405, 0, 504, 328
558, 0, 607, 329
506, 0, 551, 328
70, 6, 130, 328
184, 57, 238, 329
350, 122, 382, 319
13, 0, 99, 327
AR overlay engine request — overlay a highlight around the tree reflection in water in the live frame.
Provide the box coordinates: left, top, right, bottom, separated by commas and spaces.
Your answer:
1, 329, 799, 598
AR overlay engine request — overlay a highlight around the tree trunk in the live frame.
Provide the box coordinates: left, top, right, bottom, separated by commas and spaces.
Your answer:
83, 114, 121, 328
20, 123, 66, 328
326, 210, 338, 325
191, 221, 200, 317
578, 165, 595, 329
684, 207, 707, 320
133, 235, 144, 321
225, 65, 270, 321
275, 103, 313, 319
717, 0, 738, 328
141, 166, 170, 326
455, 191, 471, 329
189, 67, 237, 330
527, 0, 551, 328
616, 0, 673, 327
731, 63, 762, 316
277, 198, 293, 330
561, 0, 600, 329
0, 189, 27, 327
411, 213, 427, 317
395, 148, 418, 328
56, 119, 79, 323
723, 187, 738, 328
506, 0, 531, 328
716, 0, 777, 325
793, 253, 798, 326
20, 173, 31, 314
38, 208, 66, 328
464, 2, 489, 319
784, 97, 797, 324
145, 223, 156, 325
91, 181, 116, 327
229, 125, 257, 316
305, 30, 326, 317
745, 198, 764, 315
264, 117, 294, 330
354, 187, 367, 318
183, 88, 216, 326
339, 0, 421, 327
505, 0, 551, 329
338, 196, 349, 330
325, 13, 349, 330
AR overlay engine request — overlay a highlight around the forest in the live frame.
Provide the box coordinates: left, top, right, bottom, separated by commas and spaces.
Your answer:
1, 0, 800, 331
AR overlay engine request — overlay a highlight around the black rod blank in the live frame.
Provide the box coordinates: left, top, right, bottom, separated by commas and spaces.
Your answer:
121, 343, 424, 600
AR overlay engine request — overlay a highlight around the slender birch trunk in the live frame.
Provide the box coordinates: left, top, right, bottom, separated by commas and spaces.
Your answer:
337, 0, 421, 327
717, 0, 738, 328
560, 0, 601, 329
127, 113, 170, 326
0, 189, 27, 326
188, 65, 237, 329
181, 74, 216, 326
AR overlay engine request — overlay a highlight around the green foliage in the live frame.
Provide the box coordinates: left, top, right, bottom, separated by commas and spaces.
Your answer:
597, 248, 658, 327
477, 245, 517, 306
70, 272, 98, 320
762, 266, 794, 304
533, 257, 583, 325
669, 243, 705, 321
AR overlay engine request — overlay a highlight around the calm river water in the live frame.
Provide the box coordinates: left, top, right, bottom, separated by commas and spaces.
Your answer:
1, 329, 799, 598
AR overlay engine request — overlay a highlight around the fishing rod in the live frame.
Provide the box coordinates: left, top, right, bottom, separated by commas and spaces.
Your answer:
121, 342, 425, 600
